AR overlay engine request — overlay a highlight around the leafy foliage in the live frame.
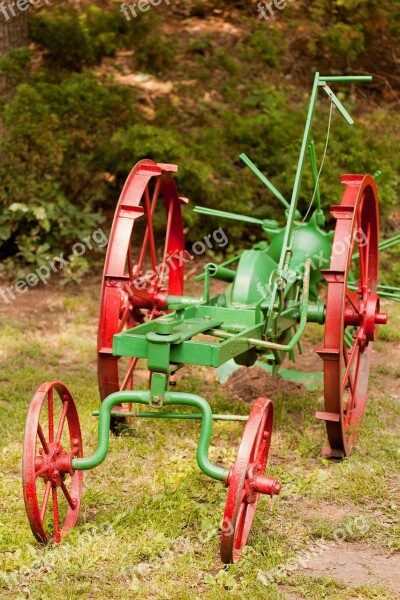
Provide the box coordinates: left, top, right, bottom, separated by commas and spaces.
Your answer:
0, 70, 132, 268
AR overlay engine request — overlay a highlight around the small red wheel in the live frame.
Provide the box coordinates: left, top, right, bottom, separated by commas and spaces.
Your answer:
317, 175, 387, 457
221, 398, 281, 564
22, 382, 83, 543
97, 160, 186, 424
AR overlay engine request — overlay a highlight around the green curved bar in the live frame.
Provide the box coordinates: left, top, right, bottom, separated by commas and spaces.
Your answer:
164, 393, 228, 482
72, 391, 228, 482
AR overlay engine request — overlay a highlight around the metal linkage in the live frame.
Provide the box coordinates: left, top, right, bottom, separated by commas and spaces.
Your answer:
72, 391, 229, 482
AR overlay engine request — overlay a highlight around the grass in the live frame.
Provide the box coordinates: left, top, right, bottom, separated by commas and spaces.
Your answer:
0, 284, 398, 599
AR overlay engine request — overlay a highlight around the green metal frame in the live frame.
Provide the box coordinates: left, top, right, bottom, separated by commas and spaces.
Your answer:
73, 391, 229, 482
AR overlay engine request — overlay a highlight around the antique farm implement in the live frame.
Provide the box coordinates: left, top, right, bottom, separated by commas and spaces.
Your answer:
23, 73, 400, 563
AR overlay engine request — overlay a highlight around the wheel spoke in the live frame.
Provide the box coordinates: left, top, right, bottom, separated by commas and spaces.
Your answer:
48, 388, 54, 444
137, 179, 161, 274
346, 288, 360, 312
357, 217, 366, 283
52, 487, 61, 543
159, 201, 174, 286
363, 223, 371, 294
55, 400, 69, 445
144, 186, 158, 271
345, 347, 361, 423
35, 465, 48, 478
37, 424, 49, 454
120, 357, 139, 391
343, 342, 354, 395
341, 338, 358, 391
40, 481, 52, 523
117, 303, 131, 333
60, 481, 77, 510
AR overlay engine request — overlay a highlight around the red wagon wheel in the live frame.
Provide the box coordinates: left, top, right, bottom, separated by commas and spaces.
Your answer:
22, 382, 83, 543
97, 160, 186, 423
221, 398, 281, 564
317, 175, 387, 457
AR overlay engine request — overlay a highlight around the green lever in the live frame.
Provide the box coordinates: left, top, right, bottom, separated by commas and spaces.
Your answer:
319, 75, 373, 83
321, 85, 354, 125
240, 153, 290, 209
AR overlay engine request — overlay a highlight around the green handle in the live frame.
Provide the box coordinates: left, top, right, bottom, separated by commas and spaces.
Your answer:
320, 76, 373, 83
72, 391, 229, 482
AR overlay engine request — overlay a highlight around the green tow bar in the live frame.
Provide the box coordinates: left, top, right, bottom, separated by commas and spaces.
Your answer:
72, 391, 229, 482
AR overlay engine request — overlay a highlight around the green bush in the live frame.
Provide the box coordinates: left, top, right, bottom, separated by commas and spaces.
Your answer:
0, 72, 134, 269
29, 5, 172, 74
29, 5, 136, 70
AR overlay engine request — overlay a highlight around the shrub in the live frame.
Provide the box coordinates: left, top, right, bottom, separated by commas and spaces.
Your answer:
0, 72, 134, 269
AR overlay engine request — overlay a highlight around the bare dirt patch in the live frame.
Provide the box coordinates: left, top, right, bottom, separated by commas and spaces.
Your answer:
300, 544, 400, 595
224, 365, 305, 403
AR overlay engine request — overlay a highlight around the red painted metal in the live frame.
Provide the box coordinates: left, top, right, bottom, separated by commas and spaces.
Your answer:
317, 174, 386, 456
97, 160, 186, 420
22, 382, 83, 543
220, 398, 281, 564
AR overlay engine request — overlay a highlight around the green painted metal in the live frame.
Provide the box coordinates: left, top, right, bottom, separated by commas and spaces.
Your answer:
167, 295, 203, 308
195, 254, 242, 283
321, 85, 354, 125
193, 206, 280, 236
239, 153, 290, 209
306, 301, 326, 324
92, 410, 249, 422
73, 391, 228, 482
268, 222, 332, 285
308, 141, 324, 225
318, 75, 372, 83
230, 250, 278, 306
256, 361, 323, 390
208, 264, 236, 282
278, 71, 321, 271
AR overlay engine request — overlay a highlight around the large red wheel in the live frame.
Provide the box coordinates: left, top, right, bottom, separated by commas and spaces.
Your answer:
97, 161, 186, 422
317, 175, 387, 457
22, 382, 83, 543
221, 398, 281, 564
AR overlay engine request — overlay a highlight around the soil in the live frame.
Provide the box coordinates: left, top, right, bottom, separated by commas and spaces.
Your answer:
224, 365, 305, 403
300, 544, 400, 596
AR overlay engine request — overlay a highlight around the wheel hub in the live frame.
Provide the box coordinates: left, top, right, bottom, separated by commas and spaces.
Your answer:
344, 292, 387, 343
35, 443, 73, 486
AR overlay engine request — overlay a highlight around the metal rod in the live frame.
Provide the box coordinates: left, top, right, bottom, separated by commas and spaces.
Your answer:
321, 85, 354, 125
319, 76, 373, 83
193, 206, 264, 225
92, 410, 249, 422
239, 153, 290, 209
308, 141, 322, 213
195, 254, 242, 282
167, 295, 204, 308
279, 72, 320, 269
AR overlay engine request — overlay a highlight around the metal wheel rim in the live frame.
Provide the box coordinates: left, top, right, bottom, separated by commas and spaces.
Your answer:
220, 397, 273, 564
97, 160, 186, 404
22, 382, 83, 543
